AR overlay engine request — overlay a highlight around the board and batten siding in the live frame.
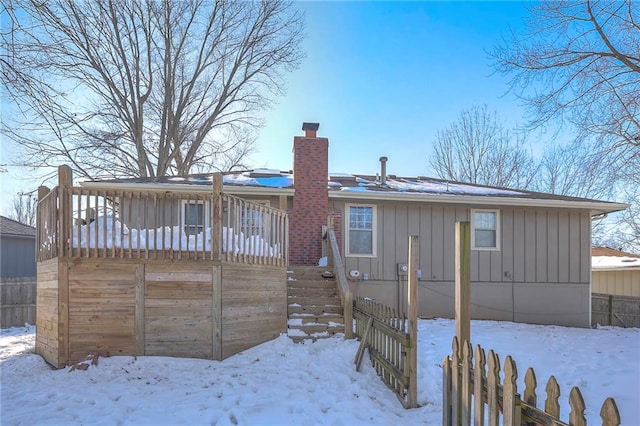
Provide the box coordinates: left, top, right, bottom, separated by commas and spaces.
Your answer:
332, 200, 592, 327
592, 269, 640, 297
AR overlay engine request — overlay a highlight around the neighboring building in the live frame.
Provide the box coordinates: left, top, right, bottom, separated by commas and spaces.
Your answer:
592, 246, 640, 297
82, 123, 629, 327
1, 216, 36, 278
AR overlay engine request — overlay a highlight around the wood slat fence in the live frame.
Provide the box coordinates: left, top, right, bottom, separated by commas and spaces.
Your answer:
0, 277, 36, 328
443, 336, 621, 426
592, 293, 640, 328
354, 297, 415, 408
36, 167, 287, 266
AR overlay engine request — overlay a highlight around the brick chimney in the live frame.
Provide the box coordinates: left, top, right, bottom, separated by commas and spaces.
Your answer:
289, 122, 329, 265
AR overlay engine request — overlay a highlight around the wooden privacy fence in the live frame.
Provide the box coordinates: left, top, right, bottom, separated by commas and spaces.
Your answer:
0, 277, 36, 327
354, 297, 416, 408
442, 336, 621, 426
592, 293, 640, 328
36, 166, 288, 266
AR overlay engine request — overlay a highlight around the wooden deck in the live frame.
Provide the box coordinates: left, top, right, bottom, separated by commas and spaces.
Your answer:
36, 166, 288, 368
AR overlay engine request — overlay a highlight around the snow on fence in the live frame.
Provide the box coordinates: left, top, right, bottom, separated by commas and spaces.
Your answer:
353, 297, 416, 408
36, 172, 287, 266
443, 336, 621, 426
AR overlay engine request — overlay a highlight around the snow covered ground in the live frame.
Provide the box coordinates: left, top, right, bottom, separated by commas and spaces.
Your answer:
1, 319, 638, 425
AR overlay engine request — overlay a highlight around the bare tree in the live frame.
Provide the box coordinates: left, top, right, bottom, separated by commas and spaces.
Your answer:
491, 0, 640, 163
491, 0, 640, 252
430, 105, 538, 189
10, 192, 37, 227
533, 139, 615, 200
2, 0, 304, 180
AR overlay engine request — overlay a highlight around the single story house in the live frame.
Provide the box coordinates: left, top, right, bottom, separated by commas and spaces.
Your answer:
1, 216, 36, 278
82, 123, 629, 328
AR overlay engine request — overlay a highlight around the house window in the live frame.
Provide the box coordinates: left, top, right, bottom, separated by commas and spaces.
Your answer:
346, 204, 376, 257
182, 200, 208, 236
471, 209, 500, 250
242, 200, 270, 235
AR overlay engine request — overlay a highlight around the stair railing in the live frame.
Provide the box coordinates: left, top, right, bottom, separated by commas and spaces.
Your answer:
325, 217, 354, 339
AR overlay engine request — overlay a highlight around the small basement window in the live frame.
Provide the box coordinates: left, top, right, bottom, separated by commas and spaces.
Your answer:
182, 200, 208, 236
346, 204, 377, 257
471, 209, 500, 250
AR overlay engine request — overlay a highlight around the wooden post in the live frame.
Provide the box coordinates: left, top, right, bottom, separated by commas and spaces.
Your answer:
134, 264, 145, 356
406, 235, 419, 408
455, 221, 471, 346
58, 165, 73, 258
212, 264, 222, 360
211, 173, 222, 261
57, 165, 72, 367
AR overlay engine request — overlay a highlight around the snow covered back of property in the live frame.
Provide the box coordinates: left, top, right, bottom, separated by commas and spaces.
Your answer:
1, 319, 638, 424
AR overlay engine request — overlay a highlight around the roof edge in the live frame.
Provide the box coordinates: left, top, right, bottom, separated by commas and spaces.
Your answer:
328, 191, 629, 215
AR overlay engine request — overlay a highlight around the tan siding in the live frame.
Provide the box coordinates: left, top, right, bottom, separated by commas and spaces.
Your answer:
382, 204, 397, 280
558, 211, 570, 283
431, 207, 444, 281
443, 207, 456, 281
395, 205, 409, 277
513, 210, 525, 282
524, 210, 536, 283
547, 212, 559, 282
569, 211, 581, 283
419, 206, 432, 281
580, 213, 591, 283
593, 270, 640, 297
502, 209, 514, 282
536, 212, 548, 282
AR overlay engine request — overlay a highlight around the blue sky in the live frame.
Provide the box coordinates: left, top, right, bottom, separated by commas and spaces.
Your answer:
251, 1, 532, 177
0, 1, 533, 215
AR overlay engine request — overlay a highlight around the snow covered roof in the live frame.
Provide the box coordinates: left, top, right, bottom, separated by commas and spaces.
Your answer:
592, 247, 640, 270
592, 256, 640, 270
80, 170, 628, 215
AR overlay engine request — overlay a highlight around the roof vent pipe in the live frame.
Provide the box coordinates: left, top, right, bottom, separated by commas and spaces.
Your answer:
379, 156, 388, 186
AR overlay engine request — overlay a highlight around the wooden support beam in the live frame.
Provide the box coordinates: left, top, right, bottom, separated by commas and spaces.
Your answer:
212, 264, 222, 361
211, 173, 222, 262
455, 221, 471, 346
354, 317, 373, 371
406, 235, 419, 408
135, 264, 145, 356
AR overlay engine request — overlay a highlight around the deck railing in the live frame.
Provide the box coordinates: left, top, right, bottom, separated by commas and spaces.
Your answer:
324, 216, 353, 339
37, 187, 59, 261
36, 166, 288, 266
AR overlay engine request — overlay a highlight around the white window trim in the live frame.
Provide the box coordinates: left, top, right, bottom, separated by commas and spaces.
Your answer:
471, 208, 500, 251
181, 199, 210, 235
345, 203, 377, 258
